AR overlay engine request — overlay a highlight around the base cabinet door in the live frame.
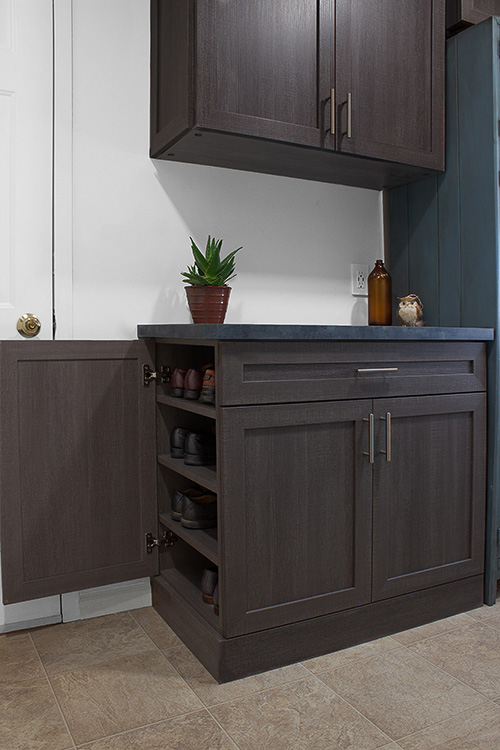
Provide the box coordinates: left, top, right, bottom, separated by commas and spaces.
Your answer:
372, 393, 486, 601
0, 341, 158, 604
219, 400, 373, 637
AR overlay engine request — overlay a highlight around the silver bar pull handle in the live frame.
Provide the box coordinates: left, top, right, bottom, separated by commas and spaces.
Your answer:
330, 88, 335, 135
386, 412, 392, 462
357, 367, 399, 373
362, 413, 375, 464
378, 413, 392, 462
347, 92, 352, 138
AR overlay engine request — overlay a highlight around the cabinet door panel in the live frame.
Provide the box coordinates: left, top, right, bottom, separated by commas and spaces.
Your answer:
372, 393, 486, 601
219, 400, 372, 637
0, 341, 158, 603
335, 0, 445, 169
196, 0, 334, 148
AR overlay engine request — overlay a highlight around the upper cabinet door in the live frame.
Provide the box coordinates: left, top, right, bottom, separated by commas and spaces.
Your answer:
196, 0, 334, 149
0, 341, 158, 604
335, 0, 445, 170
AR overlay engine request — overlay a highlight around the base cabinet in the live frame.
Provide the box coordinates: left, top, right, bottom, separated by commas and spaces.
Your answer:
0, 335, 488, 681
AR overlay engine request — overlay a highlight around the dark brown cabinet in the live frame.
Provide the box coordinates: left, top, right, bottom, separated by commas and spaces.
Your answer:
372, 393, 486, 601
0, 333, 488, 682
0, 341, 158, 605
220, 400, 373, 637
446, 0, 500, 31
151, 0, 445, 190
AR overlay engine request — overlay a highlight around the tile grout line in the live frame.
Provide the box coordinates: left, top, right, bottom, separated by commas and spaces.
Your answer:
310, 642, 494, 744
309, 671, 396, 745
205, 706, 245, 749
72, 708, 216, 748
28, 631, 78, 750
198, 672, 328, 710
392, 696, 499, 746
403, 638, 500, 701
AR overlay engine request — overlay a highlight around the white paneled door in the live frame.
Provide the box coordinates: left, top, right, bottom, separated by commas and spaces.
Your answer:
0, 0, 53, 340
0, 0, 60, 632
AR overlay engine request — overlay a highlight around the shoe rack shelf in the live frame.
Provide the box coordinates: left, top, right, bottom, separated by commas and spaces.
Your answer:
157, 454, 218, 494
156, 393, 216, 420
154, 340, 220, 638
160, 566, 220, 629
159, 512, 218, 566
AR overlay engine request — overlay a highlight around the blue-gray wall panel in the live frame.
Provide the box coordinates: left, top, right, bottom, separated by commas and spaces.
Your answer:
437, 36, 461, 327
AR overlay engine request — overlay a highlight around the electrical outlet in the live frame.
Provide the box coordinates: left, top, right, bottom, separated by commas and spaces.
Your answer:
351, 264, 369, 296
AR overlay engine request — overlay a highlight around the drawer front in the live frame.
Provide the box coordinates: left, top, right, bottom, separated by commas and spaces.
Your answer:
219, 341, 487, 405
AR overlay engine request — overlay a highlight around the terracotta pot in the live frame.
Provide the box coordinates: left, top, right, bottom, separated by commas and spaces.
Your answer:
185, 285, 231, 324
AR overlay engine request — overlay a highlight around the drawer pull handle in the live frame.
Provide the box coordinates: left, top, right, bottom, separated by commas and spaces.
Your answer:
362, 413, 375, 464
357, 367, 399, 373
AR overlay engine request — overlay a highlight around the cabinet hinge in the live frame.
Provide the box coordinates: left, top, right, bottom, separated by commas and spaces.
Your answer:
143, 365, 171, 386
146, 530, 178, 554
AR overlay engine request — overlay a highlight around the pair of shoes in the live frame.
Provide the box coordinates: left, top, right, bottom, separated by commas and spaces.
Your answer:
201, 567, 218, 604
170, 428, 216, 466
171, 488, 217, 529
170, 365, 214, 401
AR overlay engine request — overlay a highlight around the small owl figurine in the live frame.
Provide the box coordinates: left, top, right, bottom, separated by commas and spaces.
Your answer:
397, 294, 424, 327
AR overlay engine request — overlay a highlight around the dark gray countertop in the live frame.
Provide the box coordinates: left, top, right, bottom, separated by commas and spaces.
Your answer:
137, 324, 494, 341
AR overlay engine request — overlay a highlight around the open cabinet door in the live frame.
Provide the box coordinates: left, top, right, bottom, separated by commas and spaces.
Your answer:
0, 340, 158, 604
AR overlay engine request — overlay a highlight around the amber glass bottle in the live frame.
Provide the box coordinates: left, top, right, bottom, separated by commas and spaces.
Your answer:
368, 259, 392, 326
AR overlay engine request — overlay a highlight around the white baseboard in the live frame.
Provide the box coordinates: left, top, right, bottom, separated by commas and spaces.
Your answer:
61, 578, 152, 622
0, 614, 61, 634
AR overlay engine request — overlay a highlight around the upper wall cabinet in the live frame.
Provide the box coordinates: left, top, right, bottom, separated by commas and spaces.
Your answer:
446, 0, 500, 32
150, 0, 445, 190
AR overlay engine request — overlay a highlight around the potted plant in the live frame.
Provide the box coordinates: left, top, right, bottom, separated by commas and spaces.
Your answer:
181, 235, 242, 324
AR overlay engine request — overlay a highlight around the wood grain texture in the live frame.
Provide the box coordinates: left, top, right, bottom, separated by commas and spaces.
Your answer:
372, 393, 486, 600
218, 400, 373, 637
219, 341, 487, 406
153, 573, 483, 682
335, 0, 445, 170
0, 341, 158, 604
150, 0, 193, 157
195, 0, 332, 149
150, 0, 446, 187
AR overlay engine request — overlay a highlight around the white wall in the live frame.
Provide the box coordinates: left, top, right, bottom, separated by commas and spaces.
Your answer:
57, 0, 383, 341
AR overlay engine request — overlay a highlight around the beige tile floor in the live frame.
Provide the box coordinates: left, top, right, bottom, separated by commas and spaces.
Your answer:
3, 598, 500, 749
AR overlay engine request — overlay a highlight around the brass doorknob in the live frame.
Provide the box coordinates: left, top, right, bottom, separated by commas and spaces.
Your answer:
17, 313, 41, 338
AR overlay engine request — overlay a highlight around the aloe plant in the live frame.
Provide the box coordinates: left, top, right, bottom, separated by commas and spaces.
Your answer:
181, 236, 242, 286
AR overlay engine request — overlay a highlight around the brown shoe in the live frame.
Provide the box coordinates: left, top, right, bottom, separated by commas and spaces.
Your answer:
201, 567, 218, 604
170, 368, 187, 398
183, 369, 203, 400
200, 364, 215, 405
183, 487, 217, 504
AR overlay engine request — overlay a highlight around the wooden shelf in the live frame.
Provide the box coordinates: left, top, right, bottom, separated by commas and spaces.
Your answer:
157, 454, 217, 493
159, 566, 220, 630
157, 394, 216, 419
159, 512, 218, 565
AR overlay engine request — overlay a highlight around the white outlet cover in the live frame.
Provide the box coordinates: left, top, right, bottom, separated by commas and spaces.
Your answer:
351, 264, 369, 297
